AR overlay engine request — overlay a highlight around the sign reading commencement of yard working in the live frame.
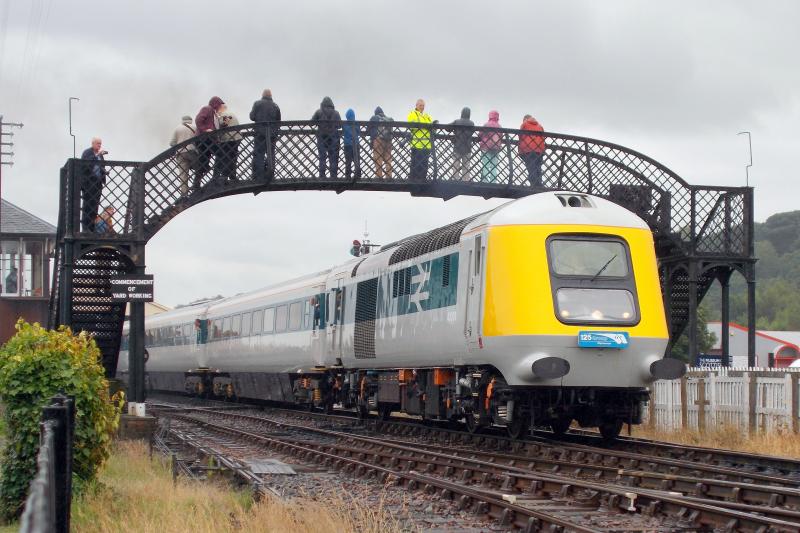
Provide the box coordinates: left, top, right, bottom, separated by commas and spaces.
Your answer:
110, 275, 154, 302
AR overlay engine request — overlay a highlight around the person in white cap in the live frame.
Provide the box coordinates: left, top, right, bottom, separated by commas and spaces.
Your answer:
170, 115, 198, 196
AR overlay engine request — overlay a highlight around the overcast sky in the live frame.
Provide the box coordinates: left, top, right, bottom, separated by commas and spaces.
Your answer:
1, 0, 798, 307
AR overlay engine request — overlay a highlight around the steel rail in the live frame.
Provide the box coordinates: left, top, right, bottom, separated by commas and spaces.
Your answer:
559, 427, 800, 478
166, 409, 800, 532
163, 413, 603, 533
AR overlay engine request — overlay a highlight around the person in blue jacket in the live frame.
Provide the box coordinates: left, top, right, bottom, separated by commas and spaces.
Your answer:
342, 108, 361, 179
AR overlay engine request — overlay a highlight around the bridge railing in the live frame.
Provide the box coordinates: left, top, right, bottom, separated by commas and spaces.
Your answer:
19, 395, 75, 533
65, 120, 752, 258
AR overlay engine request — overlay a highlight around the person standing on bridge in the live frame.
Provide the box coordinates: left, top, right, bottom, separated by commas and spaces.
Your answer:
368, 107, 393, 178
407, 99, 433, 182
342, 109, 361, 179
250, 89, 281, 181
518, 114, 546, 187
80, 137, 108, 232
195, 96, 225, 189
479, 110, 503, 183
216, 112, 243, 182
169, 115, 197, 196
311, 97, 342, 179
451, 107, 474, 181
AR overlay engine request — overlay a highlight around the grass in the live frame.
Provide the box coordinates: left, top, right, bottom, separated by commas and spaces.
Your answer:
632, 425, 800, 459
71, 440, 404, 533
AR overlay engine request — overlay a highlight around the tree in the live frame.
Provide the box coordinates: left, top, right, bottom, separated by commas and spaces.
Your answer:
0, 321, 124, 521
669, 305, 717, 362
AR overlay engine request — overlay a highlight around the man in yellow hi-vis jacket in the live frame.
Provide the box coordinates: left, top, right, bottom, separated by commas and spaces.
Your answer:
407, 99, 433, 181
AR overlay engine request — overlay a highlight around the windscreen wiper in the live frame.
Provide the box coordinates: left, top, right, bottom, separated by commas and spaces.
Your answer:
590, 254, 617, 282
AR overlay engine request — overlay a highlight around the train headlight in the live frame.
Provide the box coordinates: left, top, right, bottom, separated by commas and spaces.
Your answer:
622, 311, 631, 319
560, 310, 570, 318
590, 310, 603, 320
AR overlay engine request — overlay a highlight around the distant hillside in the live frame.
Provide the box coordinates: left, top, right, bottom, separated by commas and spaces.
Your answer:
703, 210, 800, 330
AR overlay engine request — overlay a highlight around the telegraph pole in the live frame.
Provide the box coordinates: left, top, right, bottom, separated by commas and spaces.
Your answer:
0, 115, 25, 236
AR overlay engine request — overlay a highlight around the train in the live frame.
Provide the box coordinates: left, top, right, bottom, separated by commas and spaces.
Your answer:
118, 191, 685, 439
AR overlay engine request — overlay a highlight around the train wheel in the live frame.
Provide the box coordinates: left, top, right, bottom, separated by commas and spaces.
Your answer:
550, 416, 572, 436
464, 412, 481, 434
599, 419, 623, 441
378, 405, 392, 421
506, 415, 529, 440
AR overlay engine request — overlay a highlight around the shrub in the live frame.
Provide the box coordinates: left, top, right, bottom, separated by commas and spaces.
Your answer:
0, 320, 123, 522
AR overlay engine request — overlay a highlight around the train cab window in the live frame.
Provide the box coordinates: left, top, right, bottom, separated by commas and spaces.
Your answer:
231, 314, 242, 337
252, 309, 264, 334
275, 305, 288, 332
289, 302, 302, 331
212, 319, 222, 341
241, 312, 252, 337
263, 307, 275, 333
547, 236, 639, 326
550, 239, 628, 278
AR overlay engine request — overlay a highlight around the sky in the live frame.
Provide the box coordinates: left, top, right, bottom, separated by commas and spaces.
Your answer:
0, 0, 798, 307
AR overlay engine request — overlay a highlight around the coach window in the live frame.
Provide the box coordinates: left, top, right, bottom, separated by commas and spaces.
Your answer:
241, 312, 252, 337
264, 307, 275, 333
275, 305, 288, 332
252, 309, 264, 334
182, 324, 192, 344
289, 301, 302, 331
221, 317, 231, 339
231, 314, 242, 337
212, 319, 222, 341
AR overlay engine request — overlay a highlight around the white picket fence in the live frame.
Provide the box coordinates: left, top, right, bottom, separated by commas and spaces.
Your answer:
646, 367, 800, 434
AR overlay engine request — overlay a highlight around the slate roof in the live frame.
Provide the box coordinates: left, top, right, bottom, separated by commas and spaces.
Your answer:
0, 199, 56, 236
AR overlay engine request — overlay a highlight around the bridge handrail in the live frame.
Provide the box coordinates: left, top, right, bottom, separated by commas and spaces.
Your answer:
63, 120, 753, 261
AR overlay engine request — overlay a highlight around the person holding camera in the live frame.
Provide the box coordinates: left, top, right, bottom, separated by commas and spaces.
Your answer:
80, 137, 108, 232
216, 111, 242, 182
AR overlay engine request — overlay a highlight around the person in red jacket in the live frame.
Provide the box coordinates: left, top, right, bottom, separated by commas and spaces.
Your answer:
194, 96, 225, 189
518, 115, 545, 186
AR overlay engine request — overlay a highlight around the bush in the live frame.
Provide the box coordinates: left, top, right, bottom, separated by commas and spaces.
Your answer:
0, 320, 123, 522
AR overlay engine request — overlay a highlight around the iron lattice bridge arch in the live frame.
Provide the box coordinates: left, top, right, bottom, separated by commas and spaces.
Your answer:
49, 120, 756, 389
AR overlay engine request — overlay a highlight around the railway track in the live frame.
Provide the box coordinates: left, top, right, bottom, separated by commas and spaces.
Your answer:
149, 401, 800, 532
550, 428, 800, 481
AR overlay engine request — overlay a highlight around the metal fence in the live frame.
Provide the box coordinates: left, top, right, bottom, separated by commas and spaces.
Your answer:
647, 367, 800, 434
19, 395, 75, 533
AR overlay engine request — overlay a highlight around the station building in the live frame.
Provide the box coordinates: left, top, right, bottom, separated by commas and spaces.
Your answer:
707, 321, 800, 368
0, 199, 56, 344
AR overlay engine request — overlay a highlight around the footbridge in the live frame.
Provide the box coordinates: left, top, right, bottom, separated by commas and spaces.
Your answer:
48, 120, 755, 403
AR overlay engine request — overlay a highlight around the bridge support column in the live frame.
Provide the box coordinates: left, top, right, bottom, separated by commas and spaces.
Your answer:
719, 269, 732, 367
746, 263, 757, 368
687, 261, 699, 367
128, 245, 147, 410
